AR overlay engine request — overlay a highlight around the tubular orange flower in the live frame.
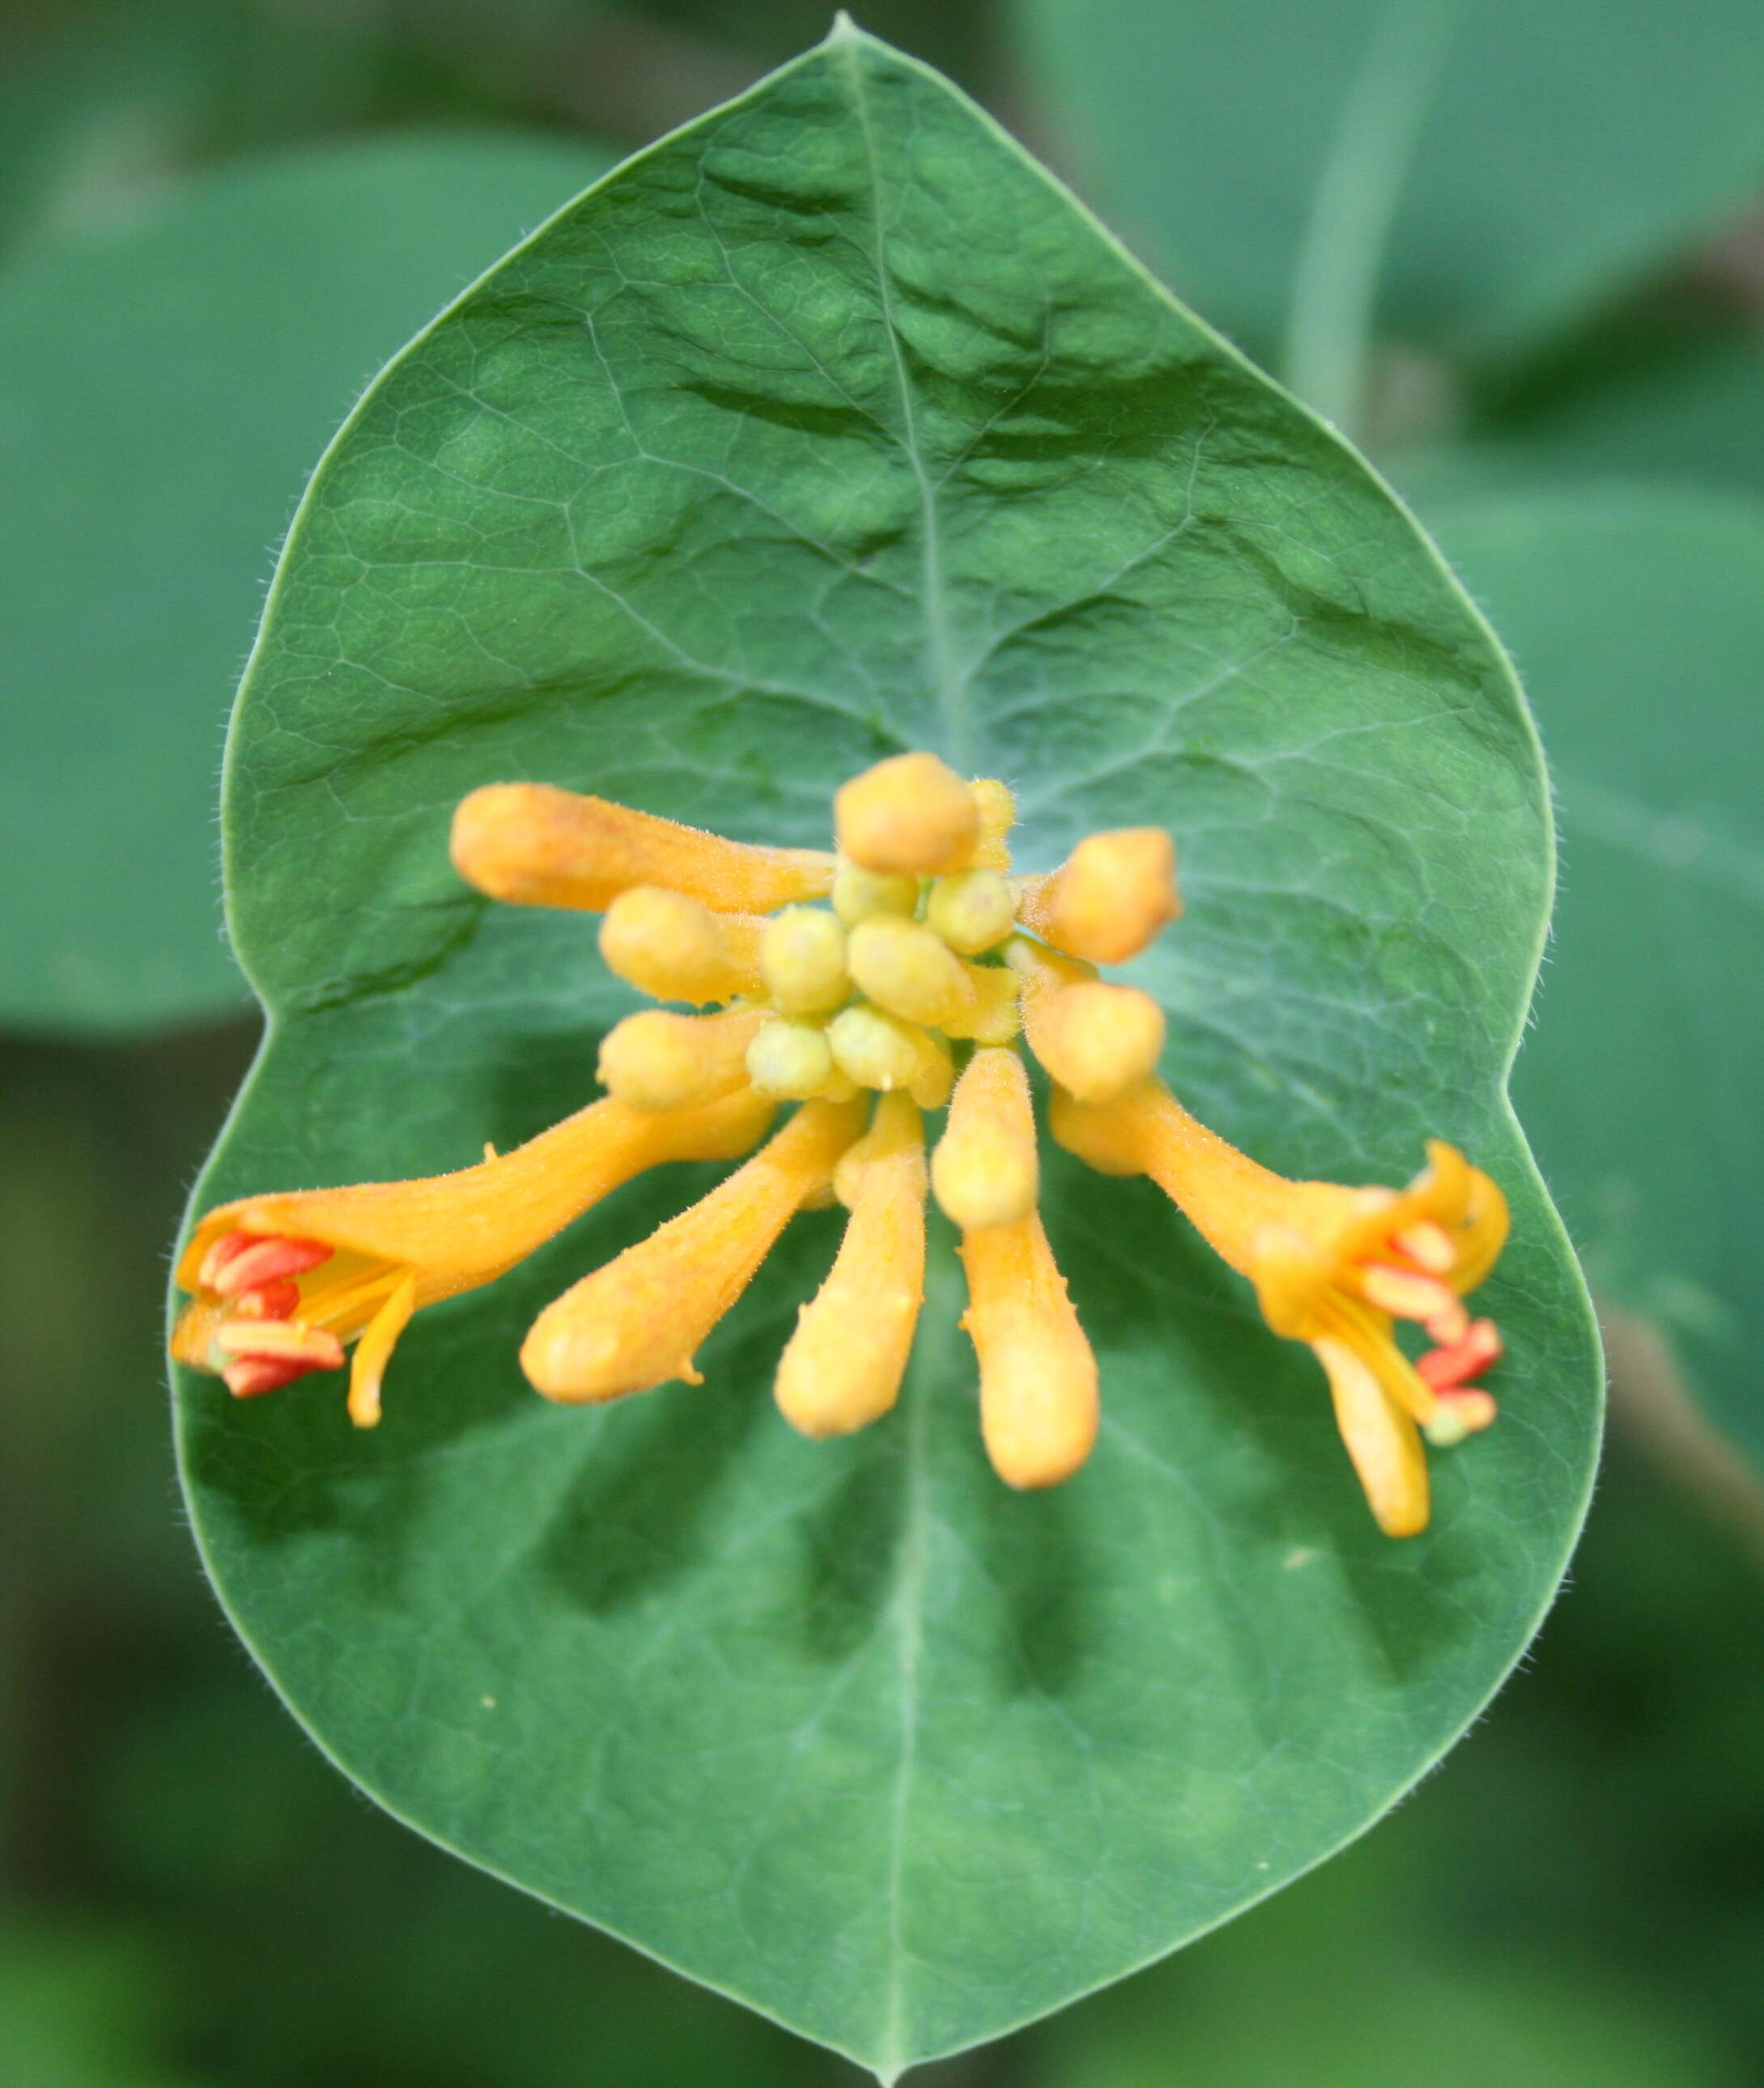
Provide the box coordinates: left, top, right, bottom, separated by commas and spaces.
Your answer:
521, 1096, 865, 1402
172, 1088, 775, 1427
775, 1093, 927, 1439
1050, 1078, 1509, 1536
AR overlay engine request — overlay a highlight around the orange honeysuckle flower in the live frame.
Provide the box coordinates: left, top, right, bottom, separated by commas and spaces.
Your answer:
172, 1088, 775, 1427
1050, 1077, 1509, 1536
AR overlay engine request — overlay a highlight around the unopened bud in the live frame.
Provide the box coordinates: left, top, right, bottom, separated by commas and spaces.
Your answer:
828, 1004, 932, 1095
1016, 827, 1180, 965
760, 906, 849, 1015
598, 887, 764, 1004
926, 869, 1015, 955
597, 1007, 763, 1112
933, 1048, 1039, 1231
1028, 980, 1165, 1103
965, 779, 1016, 871
847, 915, 975, 1028
747, 1017, 836, 1099
835, 752, 978, 874
937, 962, 1021, 1044
960, 1212, 1099, 1489
831, 861, 920, 926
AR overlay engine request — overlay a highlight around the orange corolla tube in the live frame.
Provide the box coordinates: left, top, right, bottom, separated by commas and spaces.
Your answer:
521, 1095, 866, 1404
1051, 1078, 1509, 1535
1014, 827, 1181, 964
959, 1210, 1099, 1490
173, 1087, 776, 1427
451, 781, 835, 914
775, 1093, 927, 1439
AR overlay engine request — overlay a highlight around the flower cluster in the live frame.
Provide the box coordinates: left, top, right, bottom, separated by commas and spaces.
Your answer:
172, 751, 1507, 1535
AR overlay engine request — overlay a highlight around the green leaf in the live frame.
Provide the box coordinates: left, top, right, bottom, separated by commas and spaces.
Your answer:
1012, 0, 1764, 378
1426, 487, 1764, 1488
173, 27, 1597, 2073
0, 129, 613, 1035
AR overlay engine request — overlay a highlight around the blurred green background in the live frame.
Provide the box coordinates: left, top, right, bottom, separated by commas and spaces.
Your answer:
2, 0, 1761, 2082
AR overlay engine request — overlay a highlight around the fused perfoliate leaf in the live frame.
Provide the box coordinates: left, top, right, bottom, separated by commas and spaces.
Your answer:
172, 26, 1597, 2075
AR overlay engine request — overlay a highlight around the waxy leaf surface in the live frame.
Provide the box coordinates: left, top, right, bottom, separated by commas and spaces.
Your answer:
176, 31, 1598, 2073
0, 130, 610, 1033
1014, 0, 1764, 373
1429, 489, 1764, 1493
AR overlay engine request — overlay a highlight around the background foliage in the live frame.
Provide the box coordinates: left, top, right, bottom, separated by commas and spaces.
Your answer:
2, 0, 1760, 2082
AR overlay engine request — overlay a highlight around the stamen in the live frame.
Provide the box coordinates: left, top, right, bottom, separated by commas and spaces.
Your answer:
1395, 1221, 1456, 1274
932, 1047, 1039, 1232
596, 1007, 764, 1112
835, 752, 979, 874
1418, 1318, 1503, 1391
925, 869, 1015, 955
1014, 827, 1180, 965
221, 1357, 313, 1399
759, 908, 850, 1015
847, 915, 976, 1029
1422, 1389, 1498, 1448
521, 1096, 865, 1402
598, 887, 765, 1004
1312, 1337, 1430, 1537
201, 1232, 332, 1295
211, 1320, 346, 1371
1358, 1262, 1460, 1324
231, 1278, 301, 1321
959, 1211, 1099, 1489
746, 1017, 837, 1099
450, 781, 835, 914
776, 1094, 927, 1439
831, 862, 920, 925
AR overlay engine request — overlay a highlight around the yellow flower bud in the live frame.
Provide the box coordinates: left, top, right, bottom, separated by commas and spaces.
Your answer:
964, 778, 1016, 871
521, 1096, 865, 1402
776, 1094, 926, 1439
834, 751, 978, 874
1009, 940, 1163, 1102
937, 961, 1022, 1044
932, 1047, 1039, 1231
598, 887, 764, 1005
1014, 827, 1180, 965
826, 1003, 951, 1108
746, 1016, 837, 1099
759, 905, 849, 1015
846, 914, 976, 1029
925, 868, 1015, 955
595, 1006, 764, 1112
831, 861, 920, 926
959, 1211, 1099, 1489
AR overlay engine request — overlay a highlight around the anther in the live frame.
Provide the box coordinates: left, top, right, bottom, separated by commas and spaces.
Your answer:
759, 907, 850, 1015
200, 1232, 331, 1296
835, 752, 979, 875
596, 1007, 764, 1112
1358, 1263, 1460, 1324
933, 1048, 1039, 1232
598, 887, 765, 1004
